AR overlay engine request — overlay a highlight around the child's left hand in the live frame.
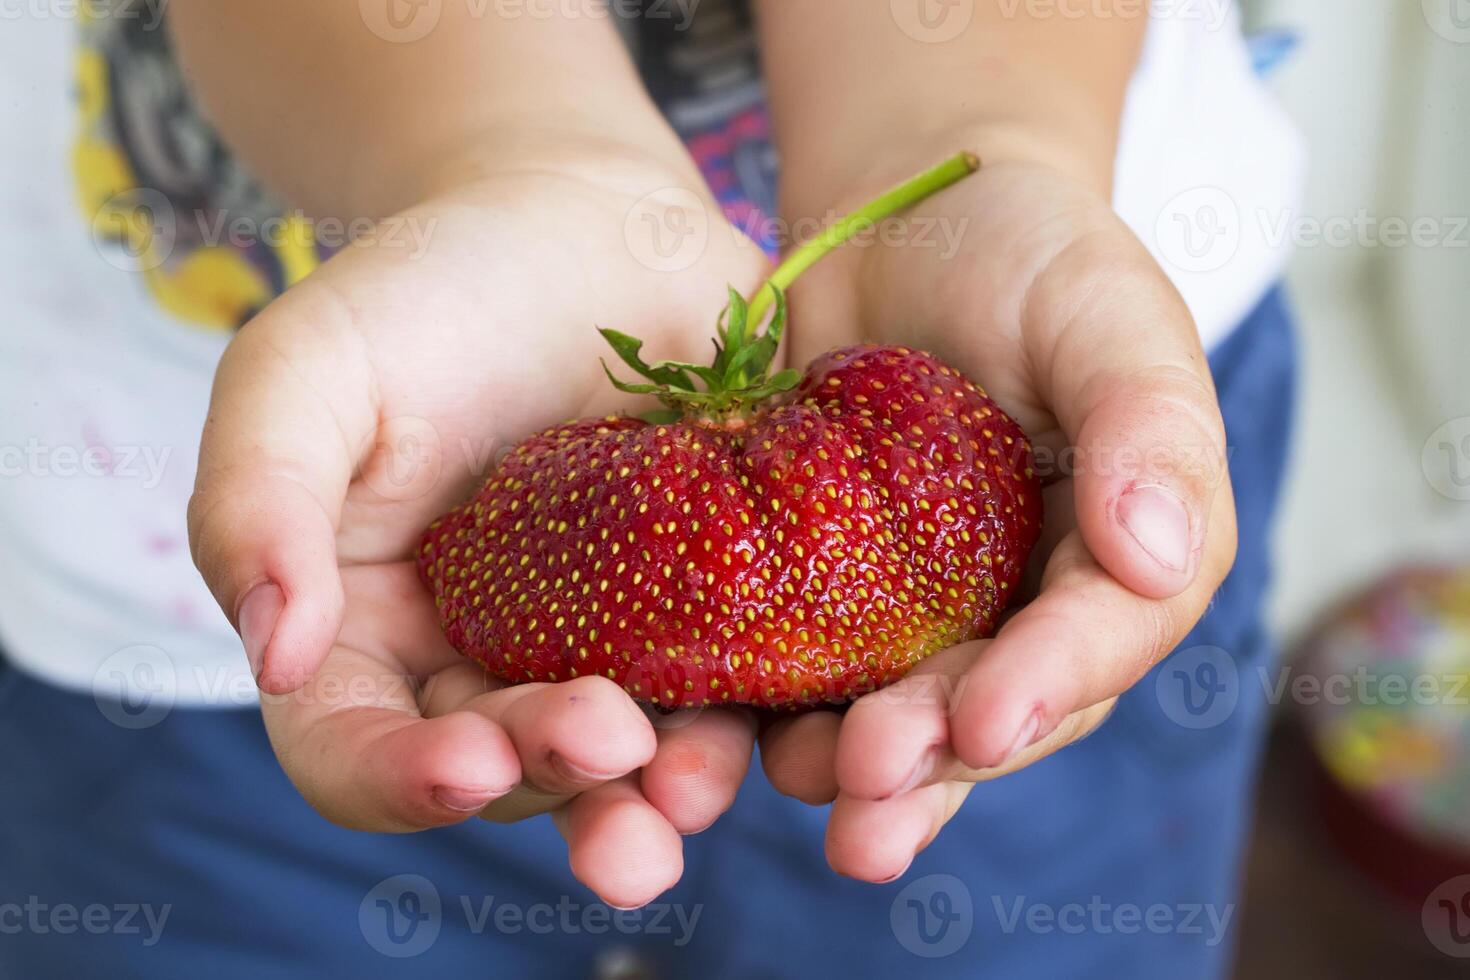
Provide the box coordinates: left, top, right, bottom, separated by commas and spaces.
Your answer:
758, 156, 1239, 882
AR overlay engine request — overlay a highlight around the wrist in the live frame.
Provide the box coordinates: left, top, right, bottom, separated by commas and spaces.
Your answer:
410, 120, 708, 210
778, 118, 1113, 228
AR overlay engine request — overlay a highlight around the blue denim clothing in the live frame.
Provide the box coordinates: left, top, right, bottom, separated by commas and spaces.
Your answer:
0, 288, 1296, 979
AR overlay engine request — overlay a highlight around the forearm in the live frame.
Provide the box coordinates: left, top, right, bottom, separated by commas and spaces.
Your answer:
753, 0, 1144, 208
168, 1, 691, 218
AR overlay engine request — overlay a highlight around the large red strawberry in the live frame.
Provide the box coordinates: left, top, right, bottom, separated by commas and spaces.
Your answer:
418, 153, 1042, 708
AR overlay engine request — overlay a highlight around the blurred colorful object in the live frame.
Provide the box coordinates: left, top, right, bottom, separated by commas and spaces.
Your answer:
1295, 566, 1470, 903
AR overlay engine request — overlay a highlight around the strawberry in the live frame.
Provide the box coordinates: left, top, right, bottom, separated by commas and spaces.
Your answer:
418, 153, 1042, 708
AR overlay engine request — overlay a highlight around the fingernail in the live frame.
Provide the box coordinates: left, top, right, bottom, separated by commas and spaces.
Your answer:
432, 785, 496, 812
1001, 709, 1044, 766
888, 746, 940, 799
876, 859, 915, 884
1117, 484, 1191, 572
549, 752, 620, 784
681, 818, 717, 837
237, 582, 284, 682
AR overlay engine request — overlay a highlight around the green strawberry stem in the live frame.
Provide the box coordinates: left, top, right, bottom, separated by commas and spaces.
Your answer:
601, 150, 980, 422
744, 151, 979, 328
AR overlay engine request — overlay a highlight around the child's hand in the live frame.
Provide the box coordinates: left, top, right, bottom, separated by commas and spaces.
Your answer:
188, 145, 769, 909
758, 157, 1237, 881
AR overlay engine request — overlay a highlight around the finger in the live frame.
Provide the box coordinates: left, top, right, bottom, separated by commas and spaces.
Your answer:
188, 287, 378, 693
825, 782, 970, 884
417, 660, 509, 715
760, 710, 843, 805
557, 776, 684, 910
947, 517, 1232, 771
457, 676, 658, 797
262, 647, 522, 832
420, 663, 578, 824
1027, 230, 1231, 599
940, 700, 1116, 783
640, 709, 757, 834
419, 665, 607, 825
833, 645, 978, 801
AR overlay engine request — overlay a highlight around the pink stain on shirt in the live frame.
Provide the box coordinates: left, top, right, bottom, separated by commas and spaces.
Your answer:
80, 420, 116, 475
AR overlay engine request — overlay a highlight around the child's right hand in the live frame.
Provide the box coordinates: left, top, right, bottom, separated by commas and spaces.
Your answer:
188, 140, 770, 910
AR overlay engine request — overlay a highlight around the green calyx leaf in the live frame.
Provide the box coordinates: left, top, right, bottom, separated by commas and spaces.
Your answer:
599, 284, 797, 421
598, 151, 982, 424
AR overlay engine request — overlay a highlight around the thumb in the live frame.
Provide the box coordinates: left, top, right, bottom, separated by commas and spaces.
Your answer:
188, 295, 375, 693
1034, 235, 1234, 599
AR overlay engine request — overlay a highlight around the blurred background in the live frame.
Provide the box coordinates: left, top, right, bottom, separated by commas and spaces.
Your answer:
1233, 1, 1470, 976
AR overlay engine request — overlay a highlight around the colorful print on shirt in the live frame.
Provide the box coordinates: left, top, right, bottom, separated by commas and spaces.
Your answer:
71, 0, 780, 332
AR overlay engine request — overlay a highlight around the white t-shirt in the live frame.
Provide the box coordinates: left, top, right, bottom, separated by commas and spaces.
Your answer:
0, 4, 1303, 706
